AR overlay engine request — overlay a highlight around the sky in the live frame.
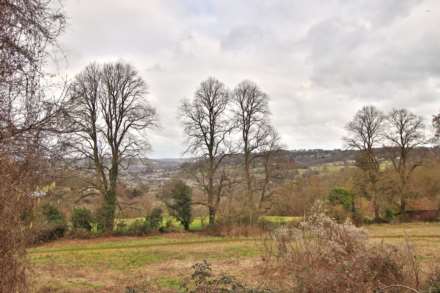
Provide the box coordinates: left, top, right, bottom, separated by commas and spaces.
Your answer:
54, 0, 440, 158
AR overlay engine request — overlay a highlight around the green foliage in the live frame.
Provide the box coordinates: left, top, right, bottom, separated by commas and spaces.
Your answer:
95, 201, 116, 233
113, 219, 151, 236
71, 207, 93, 231
146, 207, 163, 231
328, 187, 354, 211
161, 180, 192, 231
41, 203, 65, 224
384, 208, 397, 223
28, 204, 68, 244
114, 209, 165, 236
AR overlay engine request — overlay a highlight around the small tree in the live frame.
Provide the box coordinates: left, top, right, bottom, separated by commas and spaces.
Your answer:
328, 187, 355, 213
161, 180, 192, 231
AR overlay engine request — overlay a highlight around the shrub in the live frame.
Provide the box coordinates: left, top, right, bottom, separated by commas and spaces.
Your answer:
159, 218, 176, 233
41, 203, 65, 224
261, 202, 421, 292
328, 187, 353, 211
384, 208, 397, 223
29, 224, 67, 244
30, 203, 67, 244
146, 207, 163, 231
327, 187, 357, 223
71, 207, 93, 231
114, 219, 152, 236
182, 260, 271, 293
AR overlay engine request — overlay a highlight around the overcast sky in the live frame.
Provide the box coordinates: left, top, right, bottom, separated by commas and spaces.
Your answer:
55, 0, 440, 158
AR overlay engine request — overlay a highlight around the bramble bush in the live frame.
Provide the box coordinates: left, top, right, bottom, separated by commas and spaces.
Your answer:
261, 202, 428, 292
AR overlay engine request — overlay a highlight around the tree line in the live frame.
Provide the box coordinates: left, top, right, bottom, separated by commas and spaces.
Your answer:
344, 106, 432, 221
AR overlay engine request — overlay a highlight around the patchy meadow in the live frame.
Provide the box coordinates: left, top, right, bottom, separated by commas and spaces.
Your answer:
29, 222, 440, 292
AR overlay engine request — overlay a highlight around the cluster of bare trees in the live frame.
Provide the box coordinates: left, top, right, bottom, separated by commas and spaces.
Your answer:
181, 78, 281, 225
345, 106, 426, 219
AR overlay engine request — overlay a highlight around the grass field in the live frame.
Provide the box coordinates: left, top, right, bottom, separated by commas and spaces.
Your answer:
29, 222, 440, 292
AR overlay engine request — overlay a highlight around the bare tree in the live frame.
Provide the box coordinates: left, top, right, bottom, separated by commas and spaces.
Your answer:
181, 77, 232, 225
344, 105, 385, 220
256, 125, 282, 210
1, 0, 65, 144
0, 0, 65, 291
232, 80, 273, 219
385, 108, 425, 215
67, 62, 157, 232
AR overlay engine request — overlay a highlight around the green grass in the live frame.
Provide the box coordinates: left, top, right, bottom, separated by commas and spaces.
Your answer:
260, 215, 302, 224
29, 235, 259, 271
156, 277, 181, 290
114, 215, 209, 231
115, 215, 301, 232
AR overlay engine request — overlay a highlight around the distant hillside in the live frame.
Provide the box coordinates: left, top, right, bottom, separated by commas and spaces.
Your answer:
282, 149, 358, 167
120, 147, 436, 184
119, 149, 360, 184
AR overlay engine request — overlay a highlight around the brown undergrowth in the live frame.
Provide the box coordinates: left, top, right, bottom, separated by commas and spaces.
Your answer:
259, 203, 440, 292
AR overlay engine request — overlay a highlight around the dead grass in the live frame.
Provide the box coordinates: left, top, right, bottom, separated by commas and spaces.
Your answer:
29, 223, 440, 292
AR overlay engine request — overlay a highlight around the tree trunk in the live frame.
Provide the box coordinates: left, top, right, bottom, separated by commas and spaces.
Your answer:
373, 201, 380, 222
400, 197, 407, 218
100, 160, 118, 233
101, 189, 116, 233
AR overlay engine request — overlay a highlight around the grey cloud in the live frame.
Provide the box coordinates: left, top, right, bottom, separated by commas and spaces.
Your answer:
55, 0, 440, 157
221, 26, 265, 51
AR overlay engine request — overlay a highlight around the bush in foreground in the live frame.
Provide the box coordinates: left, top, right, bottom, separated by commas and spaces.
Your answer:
182, 260, 271, 293
261, 203, 430, 292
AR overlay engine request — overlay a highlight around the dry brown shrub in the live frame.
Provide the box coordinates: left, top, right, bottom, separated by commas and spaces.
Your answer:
0, 156, 34, 292
261, 203, 423, 292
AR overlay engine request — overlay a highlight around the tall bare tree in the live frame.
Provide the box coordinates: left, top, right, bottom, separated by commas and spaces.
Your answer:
67, 62, 157, 232
344, 105, 385, 220
181, 77, 232, 225
385, 108, 425, 215
232, 80, 273, 218
0, 0, 65, 291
